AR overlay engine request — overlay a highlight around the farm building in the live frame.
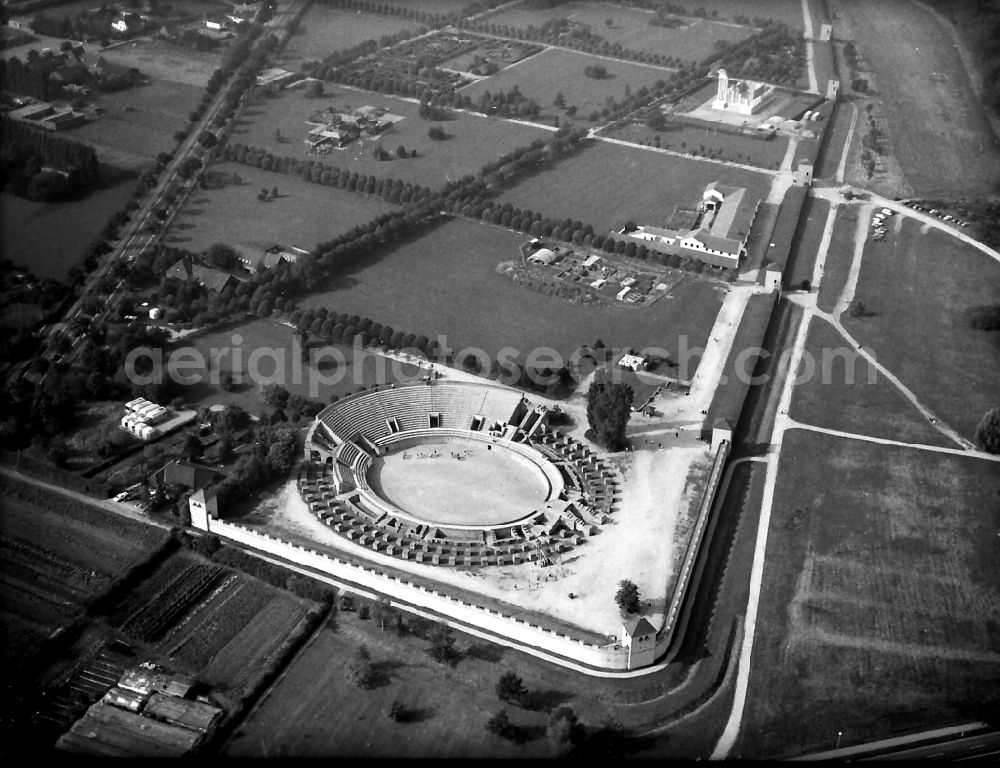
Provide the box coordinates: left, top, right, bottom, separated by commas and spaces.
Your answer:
56, 701, 204, 757
610, 182, 761, 269
143, 693, 223, 733
235, 243, 308, 271
528, 247, 557, 265
256, 67, 298, 90
166, 259, 242, 293
7, 101, 85, 131
103, 687, 148, 714
154, 460, 225, 495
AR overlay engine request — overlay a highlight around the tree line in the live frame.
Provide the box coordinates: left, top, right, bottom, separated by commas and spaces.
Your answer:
218, 142, 434, 205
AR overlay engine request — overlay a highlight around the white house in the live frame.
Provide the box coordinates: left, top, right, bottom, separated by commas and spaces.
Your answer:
618, 353, 648, 372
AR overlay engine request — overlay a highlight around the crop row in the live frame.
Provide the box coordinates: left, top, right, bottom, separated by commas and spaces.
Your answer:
119, 563, 227, 643
169, 581, 276, 669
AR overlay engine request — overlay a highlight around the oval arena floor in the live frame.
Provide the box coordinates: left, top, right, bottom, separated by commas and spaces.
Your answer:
365, 436, 550, 527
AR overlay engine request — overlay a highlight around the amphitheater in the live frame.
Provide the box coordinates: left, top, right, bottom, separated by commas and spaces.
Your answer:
299, 380, 623, 568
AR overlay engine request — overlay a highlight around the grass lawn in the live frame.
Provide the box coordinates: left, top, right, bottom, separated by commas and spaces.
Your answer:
223, 621, 555, 758
0, 170, 136, 282
172, 319, 429, 412
165, 160, 397, 254
603, 119, 788, 170
460, 47, 672, 125
783, 196, 830, 289
482, 2, 752, 60
843, 219, 1000, 441
276, 5, 423, 70
296, 217, 723, 370
231, 88, 550, 187
813, 99, 854, 180
738, 429, 1000, 758
833, 0, 1000, 197
815, 205, 860, 313
66, 80, 202, 164
788, 317, 955, 447
499, 140, 772, 233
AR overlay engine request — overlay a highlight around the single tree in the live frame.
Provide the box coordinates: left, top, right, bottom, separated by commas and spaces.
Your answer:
182, 433, 203, 460
495, 671, 528, 705
586, 377, 633, 451
615, 579, 641, 614
260, 383, 290, 410
486, 709, 515, 739
429, 623, 456, 664
547, 705, 584, 756
346, 645, 378, 689
372, 597, 395, 630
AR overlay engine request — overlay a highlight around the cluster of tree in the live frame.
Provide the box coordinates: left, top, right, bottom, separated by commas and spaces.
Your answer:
583, 64, 609, 79
258, 384, 325, 424
0, 117, 100, 201
586, 373, 633, 451
0, 368, 79, 450
218, 142, 434, 205
704, 21, 804, 86
0, 261, 69, 363
471, 84, 542, 119
207, 420, 302, 509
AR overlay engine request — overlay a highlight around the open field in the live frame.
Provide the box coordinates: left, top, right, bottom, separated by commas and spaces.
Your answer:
832, 0, 1000, 196
843, 219, 1000, 441
92, 38, 224, 88
232, 88, 550, 186
738, 429, 1000, 758
166, 160, 397, 253
482, 1, 752, 60
296, 216, 724, 367
275, 5, 423, 71
66, 80, 203, 164
499, 140, 772, 233
460, 46, 672, 125
815, 204, 860, 313
603, 119, 789, 170
0, 171, 135, 281
173, 319, 429, 412
783, 196, 830, 288
788, 318, 955, 447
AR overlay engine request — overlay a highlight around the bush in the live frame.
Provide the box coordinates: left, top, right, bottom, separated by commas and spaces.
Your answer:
974, 407, 1000, 454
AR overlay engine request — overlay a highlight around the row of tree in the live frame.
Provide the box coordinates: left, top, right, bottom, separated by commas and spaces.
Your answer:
217, 142, 434, 204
